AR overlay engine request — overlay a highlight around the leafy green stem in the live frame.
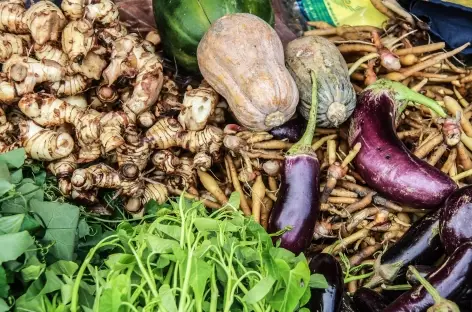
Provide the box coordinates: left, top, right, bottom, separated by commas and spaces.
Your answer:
344, 271, 374, 283
70, 235, 120, 312
287, 71, 318, 156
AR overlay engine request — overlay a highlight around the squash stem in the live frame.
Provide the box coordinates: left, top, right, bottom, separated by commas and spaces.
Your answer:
287, 71, 318, 156
367, 78, 447, 118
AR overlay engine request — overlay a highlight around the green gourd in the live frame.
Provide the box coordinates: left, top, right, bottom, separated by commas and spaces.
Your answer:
285, 35, 357, 128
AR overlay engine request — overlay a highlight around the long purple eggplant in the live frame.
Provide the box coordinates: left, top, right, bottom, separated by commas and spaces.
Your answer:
365, 209, 444, 288
353, 288, 389, 312
268, 71, 320, 254
439, 185, 472, 254
269, 115, 306, 142
406, 265, 435, 287
340, 293, 357, 312
384, 241, 472, 312
308, 253, 343, 312
348, 79, 457, 208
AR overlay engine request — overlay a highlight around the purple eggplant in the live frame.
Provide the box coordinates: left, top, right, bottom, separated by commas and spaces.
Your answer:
384, 241, 472, 312
340, 293, 357, 312
268, 71, 320, 254
439, 185, 472, 254
365, 209, 444, 288
269, 115, 306, 142
406, 265, 435, 287
353, 288, 388, 312
308, 253, 343, 312
348, 79, 457, 209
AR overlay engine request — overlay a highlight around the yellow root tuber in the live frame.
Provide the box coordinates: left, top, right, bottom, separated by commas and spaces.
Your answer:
116, 128, 151, 171
155, 76, 181, 115
18, 93, 102, 161
23, 1, 66, 45
84, 0, 119, 25
99, 111, 130, 152
152, 150, 180, 173
48, 74, 90, 96
34, 42, 69, 66
197, 169, 228, 205
96, 22, 128, 48
0, 33, 28, 62
0, 74, 17, 104
62, 19, 95, 63
0, 1, 27, 33
71, 162, 144, 196
142, 182, 168, 205
123, 43, 163, 116
47, 153, 77, 178
3, 55, 65, 95
178, 81, 219, 131
19, 120, 74, 161
102, 34, 140, 84
165, 157, 198, 195
61, 0, 86, 20
0, 107, 13, 142
69, 52, 107, 80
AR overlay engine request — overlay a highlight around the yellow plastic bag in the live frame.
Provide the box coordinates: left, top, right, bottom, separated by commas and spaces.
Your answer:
298, 0, 389, 27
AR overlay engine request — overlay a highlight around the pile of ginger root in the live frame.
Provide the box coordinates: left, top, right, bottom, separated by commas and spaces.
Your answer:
0, 0, 241, 214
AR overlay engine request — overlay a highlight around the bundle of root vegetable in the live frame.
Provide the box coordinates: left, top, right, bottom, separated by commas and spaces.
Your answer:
0, 0, 304, 219
0, 0, 228, 213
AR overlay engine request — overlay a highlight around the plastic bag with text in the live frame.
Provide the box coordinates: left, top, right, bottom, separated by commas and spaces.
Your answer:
272, 0, 388, 45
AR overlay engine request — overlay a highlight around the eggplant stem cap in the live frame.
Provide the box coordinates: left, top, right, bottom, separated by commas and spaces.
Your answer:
366, 79, 447, 118
287, 71, 318, 156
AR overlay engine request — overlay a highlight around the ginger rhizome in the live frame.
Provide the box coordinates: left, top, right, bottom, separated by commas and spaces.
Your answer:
18, 93, 132, 161
19, 120, 74, 161
178, 80, 219, 131
146, 117, 223, 156
0, 0, 237, 215
103, 34, 164, 118
3, 55, 65, 95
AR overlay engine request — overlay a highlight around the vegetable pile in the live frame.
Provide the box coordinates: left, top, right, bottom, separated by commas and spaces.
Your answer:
3, 0, 472, 311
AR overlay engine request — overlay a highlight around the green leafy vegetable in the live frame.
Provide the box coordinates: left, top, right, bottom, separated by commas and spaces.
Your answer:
29, 199, 80, 260
69, 194, 319, 312
0, 231, 35, 263
309, 274, 329, 289
0, 149, 25, 169
0, 149, 82, 305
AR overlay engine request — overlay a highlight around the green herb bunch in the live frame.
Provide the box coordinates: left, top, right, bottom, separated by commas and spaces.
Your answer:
71, 194, 327, 312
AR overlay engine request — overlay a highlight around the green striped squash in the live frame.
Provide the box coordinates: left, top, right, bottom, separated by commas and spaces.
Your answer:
153, 0, 274, 73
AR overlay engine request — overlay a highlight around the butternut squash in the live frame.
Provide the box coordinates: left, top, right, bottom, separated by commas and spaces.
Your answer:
197, 13, 298, 131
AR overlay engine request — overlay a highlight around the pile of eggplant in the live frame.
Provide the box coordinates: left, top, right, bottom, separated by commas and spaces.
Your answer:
297, 80, 472, 311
